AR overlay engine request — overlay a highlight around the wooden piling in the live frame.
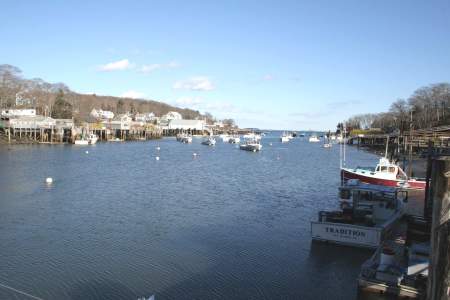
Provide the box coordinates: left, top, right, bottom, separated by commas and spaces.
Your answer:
427, 156, 450, 300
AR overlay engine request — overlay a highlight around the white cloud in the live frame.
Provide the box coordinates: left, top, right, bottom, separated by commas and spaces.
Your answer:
140, 61, 181, 74
99, 59, 133, 71
173, 76, 214, 91
121, 90, 145, 99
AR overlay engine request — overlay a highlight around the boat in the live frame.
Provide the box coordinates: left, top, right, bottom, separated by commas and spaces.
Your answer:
229, 135, 241, 144
309, 135, 320, 142
280, 132, 290, 143
243, 132, 261, 141
341, 157, 426, 190
358, 217, 430, 298
323, 137, 332, 148
109, 137, 123, 142
201, 136, 216, 146
87, 133, 98, 144
74, 139, 89, 145
181, 135, 192, 143
239, 139, 262, 152
219, 134, 231, 143
311, 180, 408, 248
176, 133, 192, 143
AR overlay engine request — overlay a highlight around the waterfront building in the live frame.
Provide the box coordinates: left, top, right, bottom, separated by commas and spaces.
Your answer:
90, 108, 115, 120
167, 119, 205, 131
1, 108, 37, 118
160, 111, 182, 126
134, 112, 156, 123
110, 114, 132, 131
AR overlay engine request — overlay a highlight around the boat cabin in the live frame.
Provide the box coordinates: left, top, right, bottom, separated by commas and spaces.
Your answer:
373, 158, 408, 180
311, 181, 408, 248
319, 182, 407, 227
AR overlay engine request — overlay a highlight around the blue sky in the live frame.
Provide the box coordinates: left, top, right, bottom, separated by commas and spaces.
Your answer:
1, 0, 449, 130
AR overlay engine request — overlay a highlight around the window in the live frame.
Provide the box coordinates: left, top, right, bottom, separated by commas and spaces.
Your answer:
388, 167, 396, 173
380, 166, 388, 172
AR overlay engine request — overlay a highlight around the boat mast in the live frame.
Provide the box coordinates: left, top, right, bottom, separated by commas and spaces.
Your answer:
385, 135, 389, 159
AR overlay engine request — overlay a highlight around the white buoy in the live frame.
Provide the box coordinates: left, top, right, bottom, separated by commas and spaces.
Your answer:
156, 146, 160, 151
193, 153, 198, 157
85, 150, 89, 154
155, 156, 160, 161
46, 177, 53, 184
269, 143, 273, 146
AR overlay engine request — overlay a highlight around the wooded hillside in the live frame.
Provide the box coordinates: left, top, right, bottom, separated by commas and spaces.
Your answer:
0, 64, 205, 123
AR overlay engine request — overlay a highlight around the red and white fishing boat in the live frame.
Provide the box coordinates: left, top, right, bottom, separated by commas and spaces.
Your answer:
341, 157, 426, 190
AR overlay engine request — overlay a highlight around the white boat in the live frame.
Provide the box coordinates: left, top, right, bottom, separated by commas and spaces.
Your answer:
219, 134, 231, 143
181, 136, 192, 143
323, 143, 332, 148
311, 180, 408, 248
309, 135, 320, 142
88, 133, 98, 144
280, 133, 290, 143
176, 133, 193, 143
201, 136, 216, 146
243, 132, 261, 141
109, 138, 123, 142
229, 136, 241, 144
239, 139, 262, 152
74, 139, 89, 145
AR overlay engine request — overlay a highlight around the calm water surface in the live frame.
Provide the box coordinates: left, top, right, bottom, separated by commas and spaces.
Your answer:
0, 134, 416, 299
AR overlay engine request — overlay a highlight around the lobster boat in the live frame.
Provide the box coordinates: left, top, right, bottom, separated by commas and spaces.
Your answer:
311, 180, 408, 248
341, 157, 426, 190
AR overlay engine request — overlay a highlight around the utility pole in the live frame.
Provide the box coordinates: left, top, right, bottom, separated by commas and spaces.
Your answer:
427, 156, 450, 300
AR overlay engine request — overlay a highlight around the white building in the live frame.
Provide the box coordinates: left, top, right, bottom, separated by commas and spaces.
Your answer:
134, 112, 156, 122
5, 116, 56, 129
168, 119, 205, 131
109, 114, 132, 130
90, 108, 115, 120
161, 111, 182, 123
1, 109, 37, 118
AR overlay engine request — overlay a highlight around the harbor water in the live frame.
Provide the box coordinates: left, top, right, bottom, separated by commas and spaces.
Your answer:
0, 133, 423, 299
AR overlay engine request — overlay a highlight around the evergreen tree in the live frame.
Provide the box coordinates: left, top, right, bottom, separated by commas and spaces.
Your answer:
51, 89, 72, 119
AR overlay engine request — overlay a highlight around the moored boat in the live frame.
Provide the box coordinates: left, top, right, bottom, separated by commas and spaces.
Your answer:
239, 139, 262, 152
88, 133, 98, 144
229, 135, 241, 144
311, 180, 408, 248
280, 132, 290, 143
309, 135, 320, 142
219, 134, 231, 143
201, 136, 216, 146
341, 157, 426, 190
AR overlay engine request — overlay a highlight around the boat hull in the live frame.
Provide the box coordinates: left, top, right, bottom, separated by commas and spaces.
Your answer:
311, 221, 382, 248
341, 169, 426, 190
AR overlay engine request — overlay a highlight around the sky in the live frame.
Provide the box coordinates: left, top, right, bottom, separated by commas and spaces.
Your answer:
1, 0, 449, 130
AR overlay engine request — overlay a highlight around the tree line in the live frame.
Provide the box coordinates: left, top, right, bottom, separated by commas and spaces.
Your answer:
0, 64, 211, 123
343, 83, 450, 134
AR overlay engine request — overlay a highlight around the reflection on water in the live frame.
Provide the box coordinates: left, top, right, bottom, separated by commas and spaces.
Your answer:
0, 134, 418, 299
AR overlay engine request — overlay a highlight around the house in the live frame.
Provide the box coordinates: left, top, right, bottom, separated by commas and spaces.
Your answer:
90, 108, 114, 120
161, 111, 182, 123
1, 109, 37, 118
109, 114, 132, 130
134, 112, 156, 122
167, 119, 205, 131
